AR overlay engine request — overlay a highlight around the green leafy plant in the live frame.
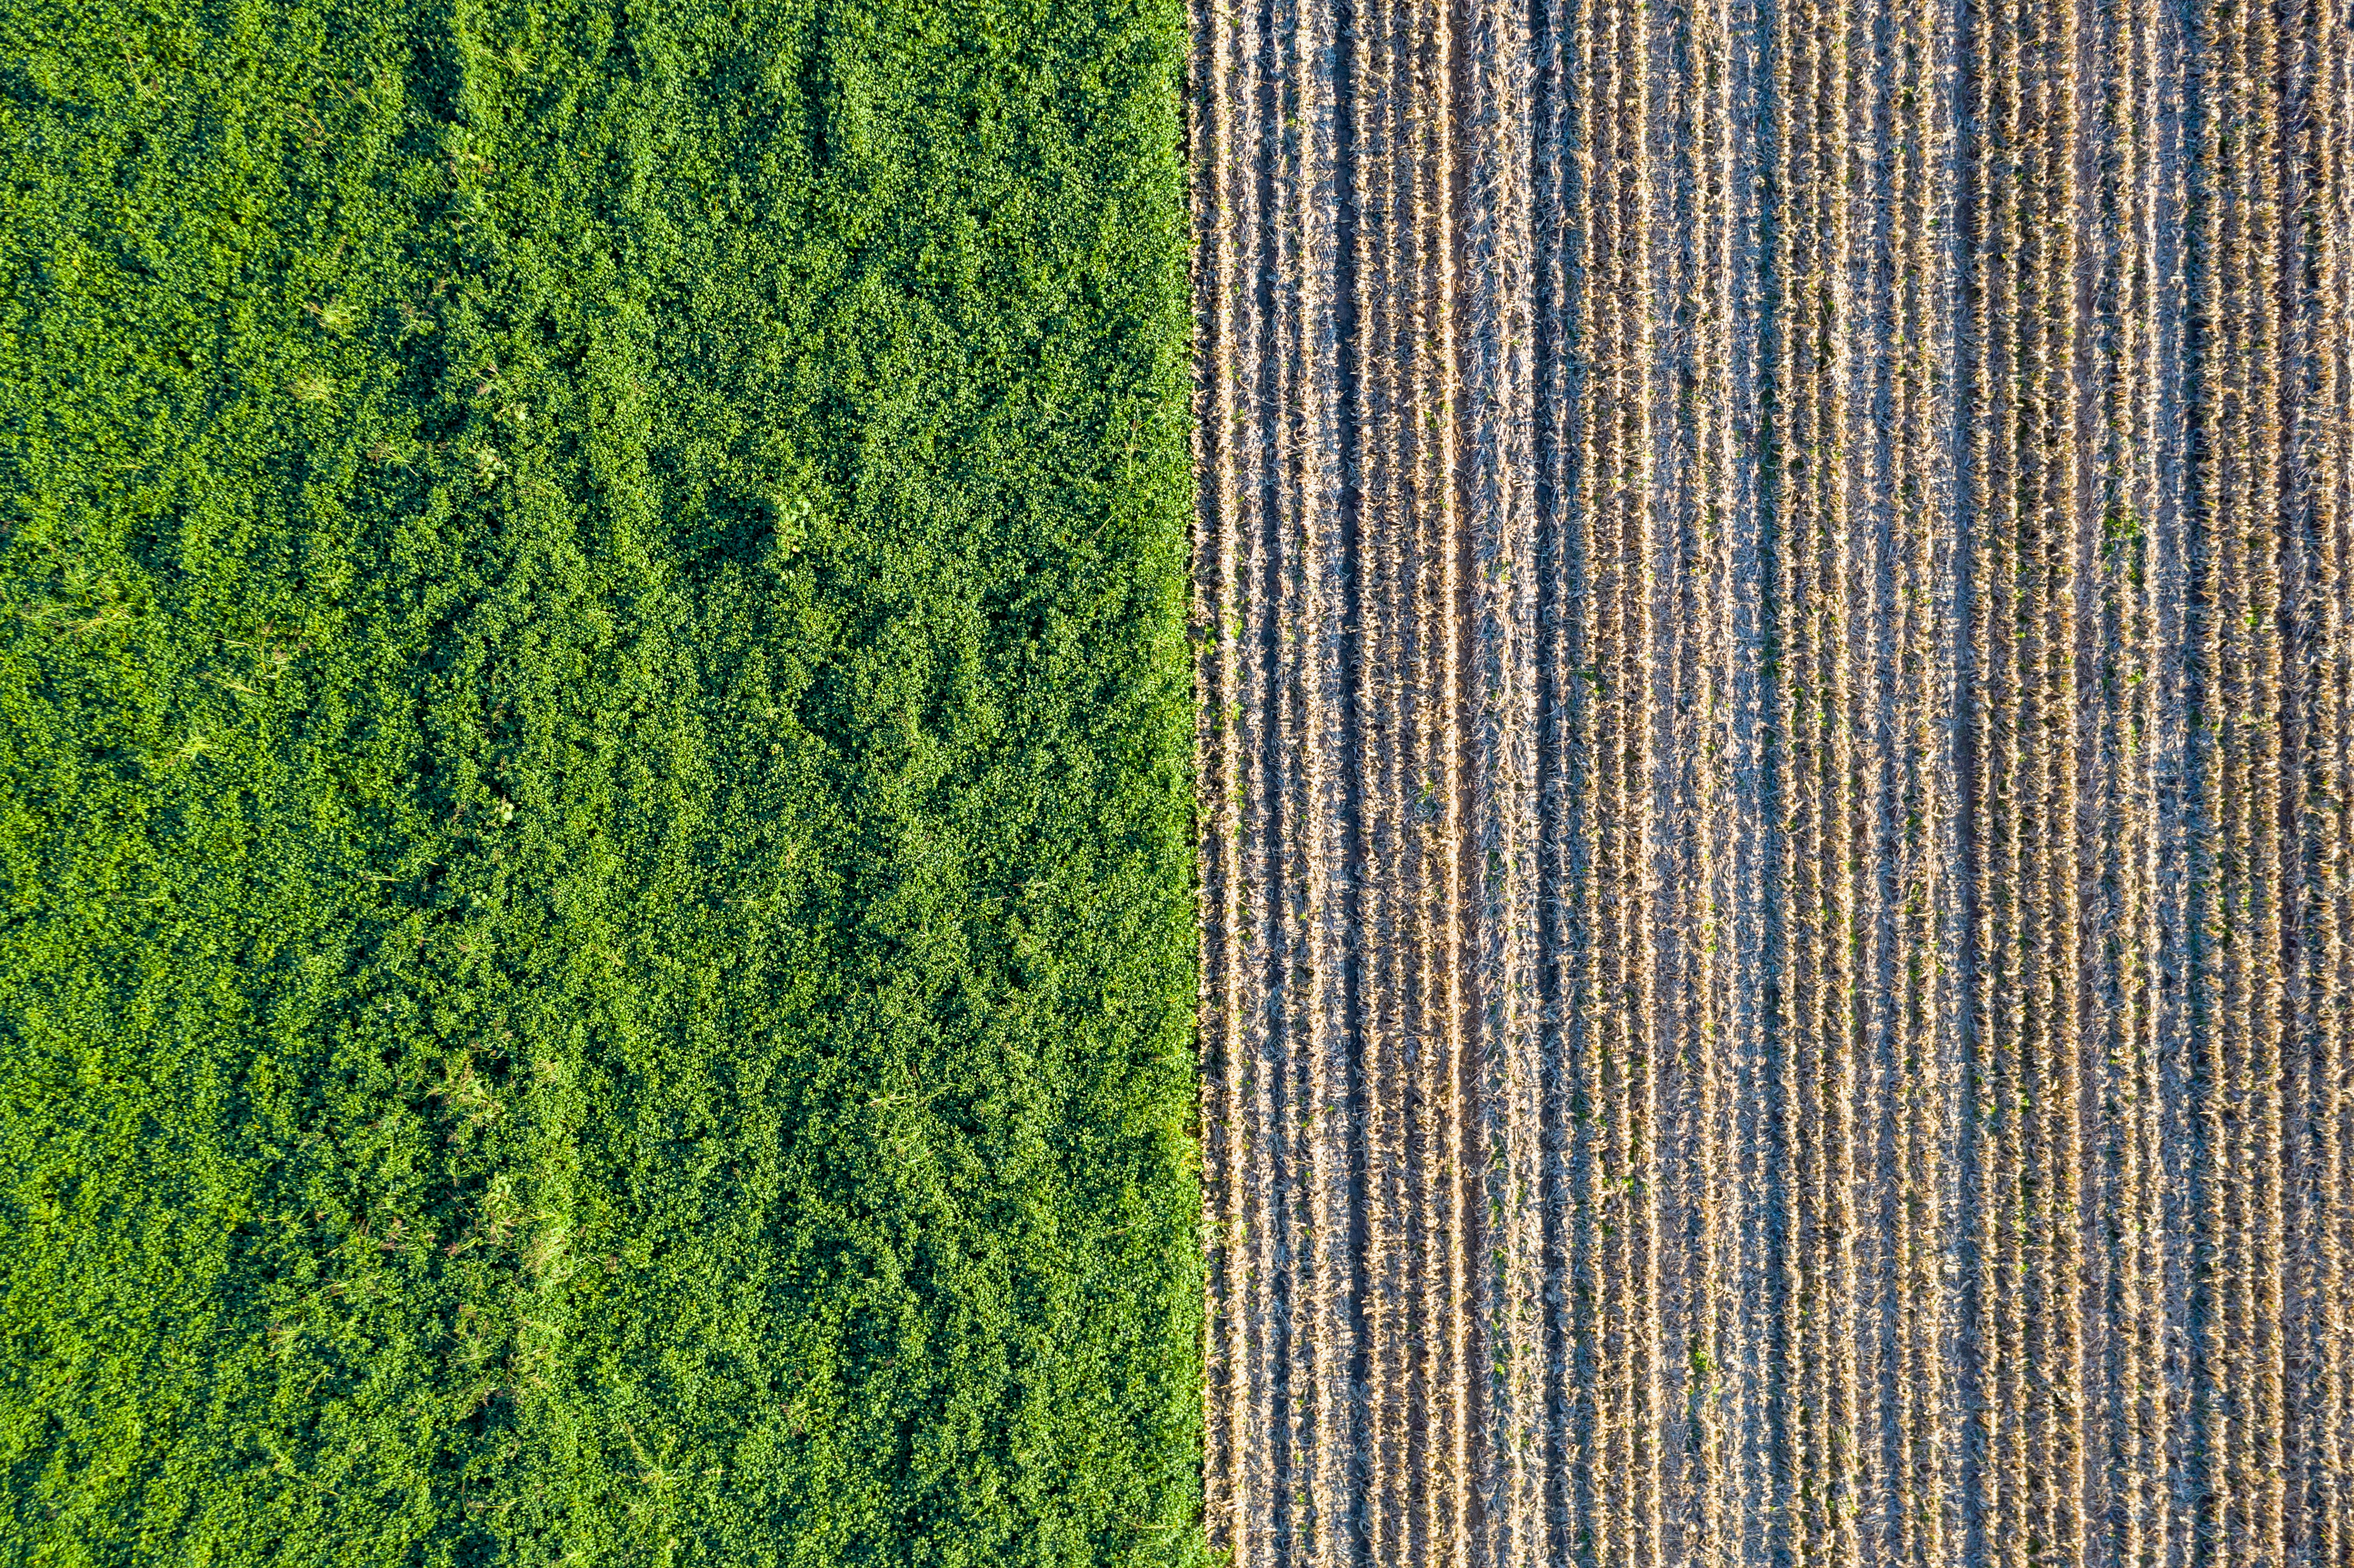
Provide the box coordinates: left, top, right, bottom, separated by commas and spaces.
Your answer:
0, 0, 1204, 1562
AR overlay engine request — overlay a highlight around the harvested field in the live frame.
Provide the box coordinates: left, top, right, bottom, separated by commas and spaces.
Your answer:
1189, 0, 2354, 1560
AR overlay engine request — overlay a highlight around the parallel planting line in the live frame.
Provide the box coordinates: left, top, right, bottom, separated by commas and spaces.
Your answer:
2298, 9, 2354, 1562
1191, 0, 2354, 1561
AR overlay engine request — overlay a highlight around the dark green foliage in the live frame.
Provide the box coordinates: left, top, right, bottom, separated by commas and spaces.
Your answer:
0, 0, 1203, 1561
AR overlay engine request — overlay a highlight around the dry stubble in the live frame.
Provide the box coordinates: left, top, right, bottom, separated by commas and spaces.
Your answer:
1189, 0, 2354, 1561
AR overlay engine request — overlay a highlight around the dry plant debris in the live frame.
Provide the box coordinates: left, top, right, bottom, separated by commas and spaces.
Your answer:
1191, 0, 2354, 1560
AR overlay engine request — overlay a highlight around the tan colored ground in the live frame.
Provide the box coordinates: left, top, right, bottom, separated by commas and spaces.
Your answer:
1189, 0, 2354, 1561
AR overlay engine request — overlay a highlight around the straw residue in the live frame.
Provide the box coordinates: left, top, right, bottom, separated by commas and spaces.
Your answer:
1190, 0, 2354, 1560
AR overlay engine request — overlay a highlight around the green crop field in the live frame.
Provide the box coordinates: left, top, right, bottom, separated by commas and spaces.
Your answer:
0, 0, 1204, 1563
